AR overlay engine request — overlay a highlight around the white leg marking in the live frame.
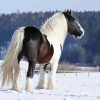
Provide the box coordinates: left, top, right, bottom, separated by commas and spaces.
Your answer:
36, 66, 47, 89
47, 63, 58, 90
25, 77, 33, 92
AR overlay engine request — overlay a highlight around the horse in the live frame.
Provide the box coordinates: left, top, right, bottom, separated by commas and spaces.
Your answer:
0, 10, 84, 92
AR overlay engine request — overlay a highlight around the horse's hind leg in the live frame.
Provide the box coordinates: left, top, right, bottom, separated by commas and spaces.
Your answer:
24, 40, 37, 92
36, 64, 48, 89
12, 52, 22, 91
25, 61, 36, 92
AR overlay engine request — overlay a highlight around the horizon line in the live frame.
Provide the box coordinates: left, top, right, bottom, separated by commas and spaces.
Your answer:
0, 9, 100, 15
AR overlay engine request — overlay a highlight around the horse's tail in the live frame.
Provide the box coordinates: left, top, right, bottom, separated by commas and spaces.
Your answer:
0, 27, 25, 87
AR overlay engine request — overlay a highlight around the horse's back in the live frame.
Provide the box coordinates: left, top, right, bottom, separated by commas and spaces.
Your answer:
24, 27, 43, 40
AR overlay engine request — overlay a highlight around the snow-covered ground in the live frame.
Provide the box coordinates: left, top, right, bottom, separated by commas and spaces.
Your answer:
0, 61, 100, 100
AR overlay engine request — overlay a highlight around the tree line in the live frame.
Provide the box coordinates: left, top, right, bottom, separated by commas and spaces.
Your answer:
0, 11, 100, 66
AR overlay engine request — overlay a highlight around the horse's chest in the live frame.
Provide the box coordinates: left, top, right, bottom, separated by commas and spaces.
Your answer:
37, 42, 54, 64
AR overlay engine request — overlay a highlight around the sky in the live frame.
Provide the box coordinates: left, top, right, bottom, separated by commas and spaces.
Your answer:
0, 0, 100, 14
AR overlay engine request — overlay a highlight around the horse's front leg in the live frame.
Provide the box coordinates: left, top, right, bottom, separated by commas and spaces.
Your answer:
47, 62, 58, 90
25, 61, 35, 92
36, 64, 48, 89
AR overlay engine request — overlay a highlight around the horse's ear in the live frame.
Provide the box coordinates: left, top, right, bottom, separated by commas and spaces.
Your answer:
63, 10, 75, 21
66, 9, 73, 15
69, 9, 72, 14
70, 9, 74, 15
67, 10, 71, 14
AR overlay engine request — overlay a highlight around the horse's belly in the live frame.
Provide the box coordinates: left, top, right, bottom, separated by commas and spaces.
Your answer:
37, 52, 53, 64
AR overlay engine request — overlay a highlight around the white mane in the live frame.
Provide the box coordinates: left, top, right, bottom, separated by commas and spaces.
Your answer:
40, 12, 68, 47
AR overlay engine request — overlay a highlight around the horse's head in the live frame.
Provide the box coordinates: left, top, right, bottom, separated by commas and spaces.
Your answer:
63, 10, 84, 39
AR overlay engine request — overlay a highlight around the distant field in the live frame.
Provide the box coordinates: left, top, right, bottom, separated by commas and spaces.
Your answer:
35, 63, 97, 72
57, 64, 97, 72
0, 60, 97, 73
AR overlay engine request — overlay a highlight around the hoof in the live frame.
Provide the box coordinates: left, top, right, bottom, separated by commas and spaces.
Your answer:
25, 77, 33, 92
36, 85, 46, 89
12, 86, 21, 92
47, 84, 56, 90
25, 88, 33, 92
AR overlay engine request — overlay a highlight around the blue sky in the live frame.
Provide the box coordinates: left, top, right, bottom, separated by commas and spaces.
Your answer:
0, 0, 100, 14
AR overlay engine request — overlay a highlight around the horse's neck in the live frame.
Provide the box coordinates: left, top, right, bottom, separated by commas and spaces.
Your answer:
41, 13, 68, 46
52, 16, 68, 46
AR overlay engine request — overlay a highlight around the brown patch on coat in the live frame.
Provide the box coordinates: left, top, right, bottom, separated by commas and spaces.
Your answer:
37, 37, 54, 64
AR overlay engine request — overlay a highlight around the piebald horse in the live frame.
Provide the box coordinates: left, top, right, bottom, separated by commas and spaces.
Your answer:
0, 10, 84, 92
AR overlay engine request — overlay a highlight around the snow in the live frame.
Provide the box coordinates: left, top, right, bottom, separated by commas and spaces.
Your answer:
0, 61, 100, 100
